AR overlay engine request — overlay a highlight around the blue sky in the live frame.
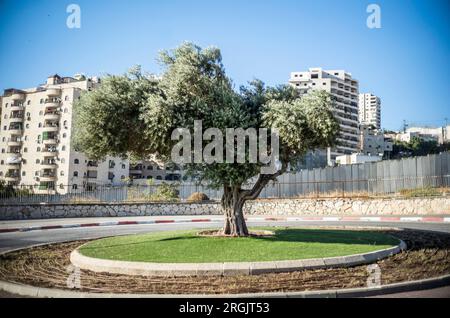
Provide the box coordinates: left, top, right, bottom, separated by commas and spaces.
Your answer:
0, 0, 449, 130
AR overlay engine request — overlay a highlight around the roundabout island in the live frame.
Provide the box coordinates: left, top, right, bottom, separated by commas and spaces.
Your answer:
1, 220, 449, 297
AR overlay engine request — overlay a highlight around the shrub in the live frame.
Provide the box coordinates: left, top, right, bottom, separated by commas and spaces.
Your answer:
186, 192, 210, 202
148, 183, 179, 202
399, 187, 441, 198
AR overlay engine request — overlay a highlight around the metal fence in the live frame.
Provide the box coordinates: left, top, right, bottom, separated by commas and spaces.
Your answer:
1, 175, 449, 205
1, 152, 449, 204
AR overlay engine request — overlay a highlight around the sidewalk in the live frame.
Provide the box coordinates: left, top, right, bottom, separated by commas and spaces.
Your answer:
1, 214, 449, 234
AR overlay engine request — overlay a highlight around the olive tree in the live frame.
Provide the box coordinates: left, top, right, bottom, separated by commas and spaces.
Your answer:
73, 42, 339, 236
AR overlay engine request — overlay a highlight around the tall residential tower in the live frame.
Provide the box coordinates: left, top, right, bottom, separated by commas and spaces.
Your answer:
289, 68, 360, 161
358, 93, 381, 130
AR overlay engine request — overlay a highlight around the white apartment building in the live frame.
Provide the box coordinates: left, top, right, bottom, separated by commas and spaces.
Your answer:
359, 125, 393, 157
289, 68, 360, 161
359, 93, 381, 130
405, 126, 450, 145
0, 74, 129, 194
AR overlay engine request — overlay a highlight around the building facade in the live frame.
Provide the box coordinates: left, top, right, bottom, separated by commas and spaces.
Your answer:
0, 74, 129, 194
289, 68, 360, 161
358, 93, 381, 130
359, 125, 393, 157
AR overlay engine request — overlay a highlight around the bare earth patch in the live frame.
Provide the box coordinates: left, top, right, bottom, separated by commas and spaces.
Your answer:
0, 229, 449, 295
197, 229, 275, 238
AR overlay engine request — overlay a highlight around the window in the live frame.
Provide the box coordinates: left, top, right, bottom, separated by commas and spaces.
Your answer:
72, 184, 78, 190
3, 126, 6, 131
24, 147, 28, 153
35, 171, 39, 176
60, 171, 64, 176
27, 100, 31, 105
156, 176, 162, 180
74, 159, 79, 164
39, 111, 43, 116
36, 159, 40, 164
22, 171, 26, 176
0, 160, 3, 165
63, 120, 67, 127
147, 166, 153, 170
3, 115, 7, 119
37, 147, 41, 152
5, 103, 8, 107
61, 158, 65, 163
38, 123, 42, 128
24, 136, 28, 141
59, 184, 64, 189
1, 137, 4, 142
26, 112, 30, 117
65, 96, 69, 101
40, 99, 44, 104
64, 108, 68, 113
73, 171, 78, 177
121, 164, 126, 169
1, 149, 4, 153
62, 133, 67, 138
26, 124, 29, 129
62, 145, 66, 151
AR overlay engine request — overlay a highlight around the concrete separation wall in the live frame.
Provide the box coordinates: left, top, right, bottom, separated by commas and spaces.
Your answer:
1, 197, 449, 220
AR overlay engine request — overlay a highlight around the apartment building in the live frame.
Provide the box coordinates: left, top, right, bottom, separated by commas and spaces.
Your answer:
359, 93, 381, 130
405, 126, 450, 145
0, 74, 129, 194
359, 125, 393, 157
129, 160, 182, 183
289, 68, 360, 161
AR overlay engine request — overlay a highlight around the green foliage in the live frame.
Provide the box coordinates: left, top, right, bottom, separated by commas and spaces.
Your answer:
399, 187, 441, 198
0, 180, 32, 198
391, 137, 446, 159
73, 42, 340, 190
148, 183, 179, 202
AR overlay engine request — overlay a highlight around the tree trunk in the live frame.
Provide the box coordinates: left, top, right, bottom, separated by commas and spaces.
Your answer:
221, 185, 249, 236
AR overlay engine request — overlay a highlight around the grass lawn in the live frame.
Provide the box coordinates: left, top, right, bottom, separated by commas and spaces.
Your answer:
79, 228, 399, 263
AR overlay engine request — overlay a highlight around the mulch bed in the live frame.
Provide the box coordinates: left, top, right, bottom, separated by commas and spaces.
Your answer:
0, 229, 449, 294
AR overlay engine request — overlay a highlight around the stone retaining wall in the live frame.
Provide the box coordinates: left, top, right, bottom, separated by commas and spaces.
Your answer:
1, 197, 449, 220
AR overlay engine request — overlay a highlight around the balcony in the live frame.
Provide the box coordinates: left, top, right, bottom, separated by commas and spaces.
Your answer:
9, 114, 24, 123
7, 138, 22, 147
6, 156, 21, 166
41, 161, 57, 169
39, 172, 57, 182
5, 172, 20, 182
46, 88, 61, 97
11, 93, 25, 101
43, 138, 58, 145
8, 127, 23, 135
42, 125, 59, 132
44, 99, 61, 108
43, 111, 60, 120
10, 104, 24, 111
41, 149, 58, 157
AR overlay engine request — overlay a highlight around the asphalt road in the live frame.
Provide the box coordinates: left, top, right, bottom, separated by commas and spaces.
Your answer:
0, 219, 449, 298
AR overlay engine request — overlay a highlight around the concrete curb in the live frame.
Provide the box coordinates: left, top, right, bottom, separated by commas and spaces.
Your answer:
69, 240, 407, 277
1, 216, 449, 234
1, 273, 449, 298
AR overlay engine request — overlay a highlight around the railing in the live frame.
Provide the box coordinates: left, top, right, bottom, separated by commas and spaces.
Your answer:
0, 175, 449, 205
